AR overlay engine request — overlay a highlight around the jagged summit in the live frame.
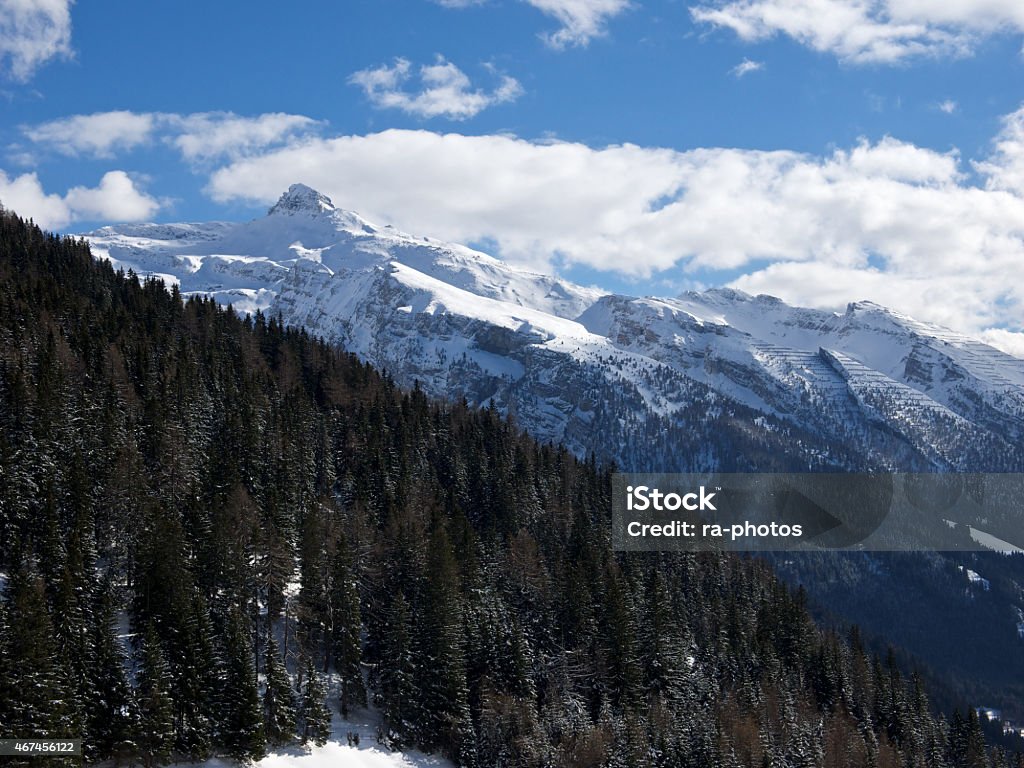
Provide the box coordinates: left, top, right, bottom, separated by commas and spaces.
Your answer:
267, 183, 336, 216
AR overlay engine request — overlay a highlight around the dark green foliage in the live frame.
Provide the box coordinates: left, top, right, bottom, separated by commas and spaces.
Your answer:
85, 577, 139, 762
298, 655, 331, 747
2, 565, 80, 752
0, 210, 1016, 767
219, 607, 266, 761
136, 624, 176, 768
262, 635, 297, 746
377, 590, 417, 746
330, 533, 366, 716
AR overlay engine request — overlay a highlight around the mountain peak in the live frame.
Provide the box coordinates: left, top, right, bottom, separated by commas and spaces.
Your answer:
268, 184, 336, 216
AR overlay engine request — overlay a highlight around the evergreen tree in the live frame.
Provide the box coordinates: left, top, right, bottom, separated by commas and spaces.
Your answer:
415, 523, 474, 764
85, 577, 139, 762
299, 654, 331, 747
378, 590, 417, 745
4, 566, 78, 742
136, 624, 176, 768
262, 634, 297, 746
219, 607, 266, 761
330, 533, 367, 716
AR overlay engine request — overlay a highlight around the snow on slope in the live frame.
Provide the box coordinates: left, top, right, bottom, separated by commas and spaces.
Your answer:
86, 184, 601, 322
80, 184, 1024, 472
186, 708, 450, 768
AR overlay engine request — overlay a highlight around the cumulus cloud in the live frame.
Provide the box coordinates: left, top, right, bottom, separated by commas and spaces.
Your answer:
979, 328, 1024, 358
23, 111, 157, 158
0, 169, 159, 229
691, 0, 1024, 64
938, 99, 958, 114
433, 0, 630, 47
0, 0, 73, 81
349, 57, 522, 120
63, 170, 160, 221
975, 105, 1024, 196
167, 112, 321, 162
23, 110, 321, 163
205, 119, 1024, 341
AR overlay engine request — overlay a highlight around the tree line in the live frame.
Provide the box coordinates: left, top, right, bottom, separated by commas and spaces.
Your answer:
0, 209, 1018, 767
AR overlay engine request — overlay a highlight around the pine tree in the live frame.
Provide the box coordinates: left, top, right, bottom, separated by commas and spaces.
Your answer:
378, 590, 416, 746
330, 534, 366, 716
299, 654, 331, 747
136, 624, 176, 768
263, 634, 297, 746
415, 522, 475, 765
4, 566, 78, 743
85, 577, 139, 762
219, 606, 266, 761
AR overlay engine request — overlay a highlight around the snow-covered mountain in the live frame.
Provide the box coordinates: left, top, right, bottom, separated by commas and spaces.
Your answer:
83, 184, 1024, 473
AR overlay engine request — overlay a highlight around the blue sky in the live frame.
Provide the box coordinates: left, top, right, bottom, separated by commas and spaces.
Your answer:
2, 0, 1024, 352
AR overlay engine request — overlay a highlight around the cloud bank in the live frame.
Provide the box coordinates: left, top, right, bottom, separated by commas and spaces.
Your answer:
203, 119, 1024, 349
691, 0, 1024, 63
23, 110, 321, 163
0, 170, 159, 228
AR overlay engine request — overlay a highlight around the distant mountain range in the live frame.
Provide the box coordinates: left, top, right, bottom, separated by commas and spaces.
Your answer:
83, 184, 1024, 475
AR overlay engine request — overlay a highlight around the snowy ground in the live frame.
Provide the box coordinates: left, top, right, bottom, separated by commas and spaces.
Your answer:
189, 705, 451, 768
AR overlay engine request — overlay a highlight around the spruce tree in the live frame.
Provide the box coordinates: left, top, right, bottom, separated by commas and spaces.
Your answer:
85, 577, 138, 762
415, 523, 475, 765
219, 607, 266, 761
4, 566, 78, 743
136, 624, 176, 768
299, 654, 331, 747
263, 634, 297, 746
330, 534, 366, 716
378, 590, 416, 745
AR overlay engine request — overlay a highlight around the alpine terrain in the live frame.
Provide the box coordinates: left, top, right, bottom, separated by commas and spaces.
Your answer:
84, 184, 1024, 475
81, 184, 1024, 722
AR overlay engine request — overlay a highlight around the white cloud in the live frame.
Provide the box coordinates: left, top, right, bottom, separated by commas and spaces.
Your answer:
526, 0, 632, 47
731, 57, 764, 76
0, 169, 159, 229
433, 0, 630, 47
0, 0, 73, 81
23, 110, 157, 157
975, 105, 1024, 196
0, 169, 70, 226
938, 99, 958, 113
691, 0, 1024, 64
349, 57, 522, 120
205, 118, 1024, 341
23, 110, 321, 162
168, 112, 321, 162
63, 170, 160, 221
979, 328, 1024, 358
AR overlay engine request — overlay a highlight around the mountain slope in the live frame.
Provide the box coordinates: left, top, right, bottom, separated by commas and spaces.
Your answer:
10, 207, 1016, 767
83, 184, 1024, 474
81, 186, 1024, 728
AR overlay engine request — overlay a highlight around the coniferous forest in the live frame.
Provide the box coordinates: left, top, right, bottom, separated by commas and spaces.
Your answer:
0, 210, 1020, 768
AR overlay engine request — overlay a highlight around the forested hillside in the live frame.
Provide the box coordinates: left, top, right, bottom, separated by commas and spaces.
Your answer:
0, 210, 1018, 767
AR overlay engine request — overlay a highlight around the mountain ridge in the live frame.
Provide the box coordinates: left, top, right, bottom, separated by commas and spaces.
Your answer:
81, 185, 1024, 474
